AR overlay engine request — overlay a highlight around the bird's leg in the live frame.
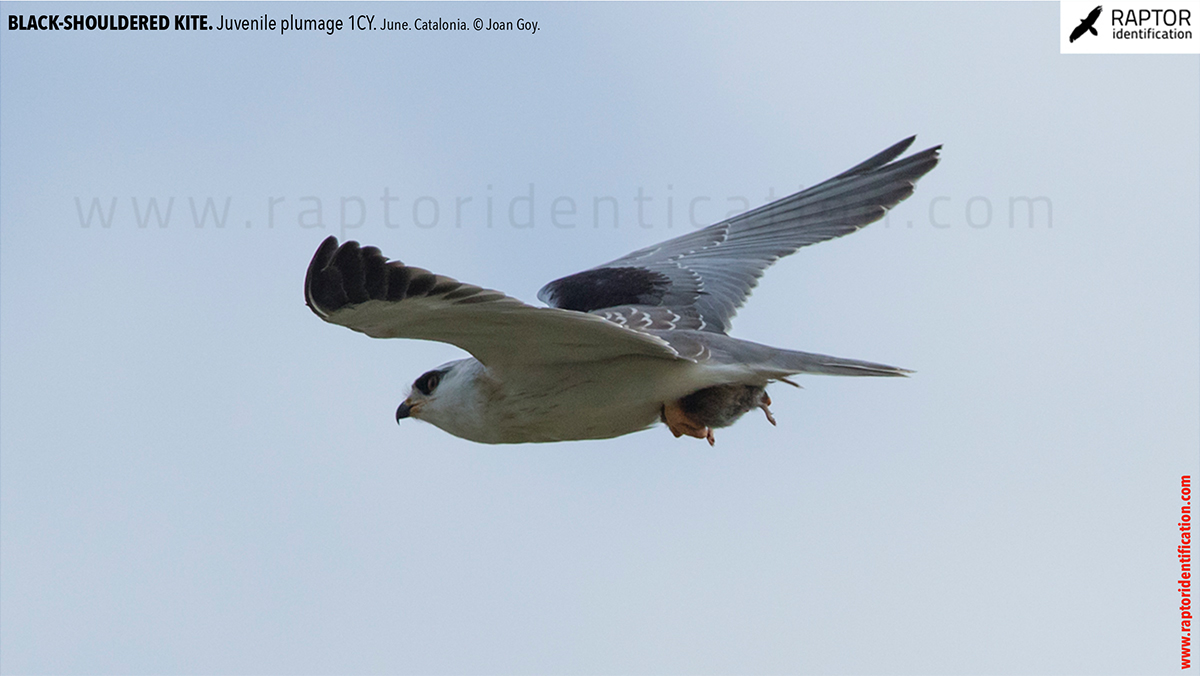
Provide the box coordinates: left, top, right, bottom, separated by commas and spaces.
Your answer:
661, 401, 715, 445
759, 392, 777, 426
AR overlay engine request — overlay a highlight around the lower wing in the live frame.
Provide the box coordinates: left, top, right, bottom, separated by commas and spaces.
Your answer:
304, 237, 683, 373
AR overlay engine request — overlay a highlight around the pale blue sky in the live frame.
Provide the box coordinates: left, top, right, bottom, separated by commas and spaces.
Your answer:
2, 2, 1198, 674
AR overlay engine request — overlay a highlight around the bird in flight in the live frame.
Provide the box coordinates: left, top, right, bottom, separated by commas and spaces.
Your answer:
1071, 5, 1103, 42
305, 137, 940, 445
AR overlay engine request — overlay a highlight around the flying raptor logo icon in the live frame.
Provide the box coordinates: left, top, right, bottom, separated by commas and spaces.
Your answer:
1070, 5, 1103, 42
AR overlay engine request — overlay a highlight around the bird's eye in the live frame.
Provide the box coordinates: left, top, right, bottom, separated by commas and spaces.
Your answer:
414, 370, 442, 395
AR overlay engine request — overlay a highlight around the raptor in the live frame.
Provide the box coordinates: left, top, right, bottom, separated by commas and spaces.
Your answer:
305, 137, 940, 444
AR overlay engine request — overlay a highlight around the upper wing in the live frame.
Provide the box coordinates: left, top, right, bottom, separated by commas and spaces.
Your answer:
305, 237, 681, 372
538, 136, 941, 334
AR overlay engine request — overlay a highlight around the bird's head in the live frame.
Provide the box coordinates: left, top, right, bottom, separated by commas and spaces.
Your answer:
395, 359, 483, 432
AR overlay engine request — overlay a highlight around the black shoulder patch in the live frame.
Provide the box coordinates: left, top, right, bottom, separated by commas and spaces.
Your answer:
540, 266, 671, 313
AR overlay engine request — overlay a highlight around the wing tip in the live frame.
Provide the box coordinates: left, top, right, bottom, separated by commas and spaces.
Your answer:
305, 236, 494, 324
305, 236, 343, 317
825, 135, 941, 186
305, 236, 375, 317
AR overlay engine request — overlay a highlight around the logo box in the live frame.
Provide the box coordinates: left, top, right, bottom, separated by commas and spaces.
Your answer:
1061, 0, 1200, 53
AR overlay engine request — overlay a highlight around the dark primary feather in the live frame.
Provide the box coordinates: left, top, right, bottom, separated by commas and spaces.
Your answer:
538, 137, 941, 334
304, 236, 681, 371
305, 237, 479, 319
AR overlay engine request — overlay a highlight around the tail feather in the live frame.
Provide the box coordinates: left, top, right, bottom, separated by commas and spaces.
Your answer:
655, 329, 911, 380
765, 349, 912, 378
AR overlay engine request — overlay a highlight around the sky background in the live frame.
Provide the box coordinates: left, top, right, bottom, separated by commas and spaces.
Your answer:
2, 2, 1198, 674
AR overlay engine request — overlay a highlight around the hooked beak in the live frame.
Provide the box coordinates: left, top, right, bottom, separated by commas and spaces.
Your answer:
396, 400, 414, 422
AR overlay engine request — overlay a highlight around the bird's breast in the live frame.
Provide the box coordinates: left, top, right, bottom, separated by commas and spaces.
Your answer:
471, 357, 697, 443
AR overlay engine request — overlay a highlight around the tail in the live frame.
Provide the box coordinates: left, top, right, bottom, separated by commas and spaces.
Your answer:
661, 330, 912, 380
762, 348, 912, 378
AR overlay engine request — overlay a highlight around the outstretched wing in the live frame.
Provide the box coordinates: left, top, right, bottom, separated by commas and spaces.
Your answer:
538, 136, 941, 334
305, 237, 681, 372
